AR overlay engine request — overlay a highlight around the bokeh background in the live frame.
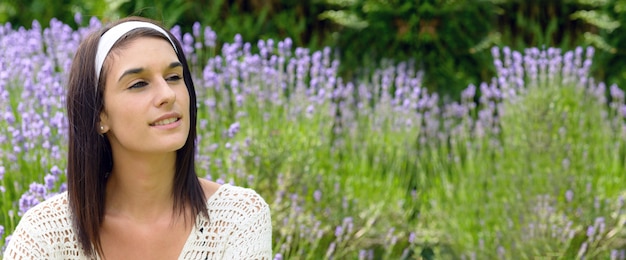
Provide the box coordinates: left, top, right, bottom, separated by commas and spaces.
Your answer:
3, 0, 626, 259
5, 0, 626, 98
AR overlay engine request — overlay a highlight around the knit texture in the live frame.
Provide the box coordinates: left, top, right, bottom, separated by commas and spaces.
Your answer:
3, 184, 272, 259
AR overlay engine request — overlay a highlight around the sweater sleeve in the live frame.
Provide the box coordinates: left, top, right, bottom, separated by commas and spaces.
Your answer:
222, 191, 273, 259
3, 210, 48, 259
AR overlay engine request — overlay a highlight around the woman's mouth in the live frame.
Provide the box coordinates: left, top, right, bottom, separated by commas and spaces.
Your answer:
150, 117, 180, 126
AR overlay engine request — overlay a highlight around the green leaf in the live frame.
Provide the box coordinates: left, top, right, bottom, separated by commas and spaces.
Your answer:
615, 0, 626, 13
105, 0, 132, 12
470, 32, 501, 54
561, 228, 588, 259
582, 32, 617, 53
576, 0, 610, 7
319, 10, 369, 29
363, 0, 393, 13
571, 10, 620, 32
323, 0, 359, 8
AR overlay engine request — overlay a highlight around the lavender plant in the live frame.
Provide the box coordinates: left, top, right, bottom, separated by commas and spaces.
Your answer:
417, 46, 626, 259
2, 16, 626, 259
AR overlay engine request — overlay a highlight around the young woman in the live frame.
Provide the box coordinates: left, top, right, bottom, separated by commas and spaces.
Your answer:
4, 17, 272, 259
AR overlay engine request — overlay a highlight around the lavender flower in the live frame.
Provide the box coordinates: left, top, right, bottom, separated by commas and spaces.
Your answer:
408, 232, 416, 244
359, 250, 368, 260
325, 242, 336, 259
227, 122, 240, 138
497, 246, 505, 259
4, 235, 11, 249
74, 13, 82, 25
565, 190, 574, 203
619, 105, 626, 118
313, 190, 322, 202
610, 84, 624, 102
204, 26, 216, 48
334, 225, 343, 238
50, 165, 62, 176
18, 194, 38, 216
586, 225, 595, 239
44, 174, 56, 191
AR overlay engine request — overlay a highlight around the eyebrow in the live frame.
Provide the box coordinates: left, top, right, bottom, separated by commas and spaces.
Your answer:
117, 62, 183, 82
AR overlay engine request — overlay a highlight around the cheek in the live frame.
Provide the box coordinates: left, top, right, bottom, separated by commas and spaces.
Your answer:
178, 88, 191, 109
107, 100, 141, 128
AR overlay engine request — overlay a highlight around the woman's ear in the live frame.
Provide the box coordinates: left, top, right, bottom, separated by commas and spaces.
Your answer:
99, 110, 109, 134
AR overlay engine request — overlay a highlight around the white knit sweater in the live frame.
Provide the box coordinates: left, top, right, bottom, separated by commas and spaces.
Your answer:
3, 184, 272, 259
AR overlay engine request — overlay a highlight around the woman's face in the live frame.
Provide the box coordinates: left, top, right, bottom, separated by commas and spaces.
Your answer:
99, 37, 190, 156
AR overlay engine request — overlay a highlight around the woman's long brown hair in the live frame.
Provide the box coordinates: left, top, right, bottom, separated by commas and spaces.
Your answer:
66, 16, 207, 257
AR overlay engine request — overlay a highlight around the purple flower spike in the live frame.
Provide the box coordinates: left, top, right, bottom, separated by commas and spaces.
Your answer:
192, 22, 201, 38
586, 46, 595, 60
169, 25, 182, 42
497, 246, 505, 258
74, 13, 82, 25
29, 182, 46, 198
19, 194, 38, 215
359, 250, 368, 260
5, 235, 11, 249
182, 33, 194, 56
204, 26, 216, 47
59, 183, 68, 193
491, 46, 500, 60
565, 190, 573, 203
408, 232, 416, 243
44, 174, 56, 191
610, 84, 624, 102
227, 122, 240, 138
313, 190, 322, 202
620, 105, 626, 118
50, 165, 62, 176
325, 242, 336, 258
462, 84, 476, 101
586, 225, 595, 238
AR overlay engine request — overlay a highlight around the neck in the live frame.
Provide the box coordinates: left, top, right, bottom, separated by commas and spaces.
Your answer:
105, 151, 178, 222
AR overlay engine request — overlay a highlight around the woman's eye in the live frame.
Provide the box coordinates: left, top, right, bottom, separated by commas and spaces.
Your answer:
166, 75, 182, 82
129, 81, 148, 89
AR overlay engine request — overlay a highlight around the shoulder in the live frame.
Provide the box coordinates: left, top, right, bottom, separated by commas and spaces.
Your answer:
183, 183, 272, 258
19, 192, 70, 228
206, 183, 270, 222
4, 192, 72, 258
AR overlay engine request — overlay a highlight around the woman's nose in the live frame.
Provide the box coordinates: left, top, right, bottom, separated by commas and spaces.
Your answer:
154, 77, 176, 107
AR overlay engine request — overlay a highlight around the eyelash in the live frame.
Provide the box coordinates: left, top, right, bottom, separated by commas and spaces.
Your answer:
166, 75, 182, 82
127, 75, 182, 89
129, 81, 148, 89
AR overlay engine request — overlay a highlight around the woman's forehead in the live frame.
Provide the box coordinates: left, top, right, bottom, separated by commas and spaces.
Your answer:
107, 37, 179, 66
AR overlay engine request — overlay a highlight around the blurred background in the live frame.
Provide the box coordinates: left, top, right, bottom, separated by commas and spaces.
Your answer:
3, 0, 626, 100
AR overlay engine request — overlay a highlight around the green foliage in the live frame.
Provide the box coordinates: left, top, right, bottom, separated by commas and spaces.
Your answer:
0, 0, 110, 28
116, 0, 192, 26
320, 0, 498, 99
576, 0, 626, 93
7, 1, 626, 99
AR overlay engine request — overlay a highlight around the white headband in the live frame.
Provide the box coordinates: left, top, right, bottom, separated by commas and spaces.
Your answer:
94, 21, 178, 89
